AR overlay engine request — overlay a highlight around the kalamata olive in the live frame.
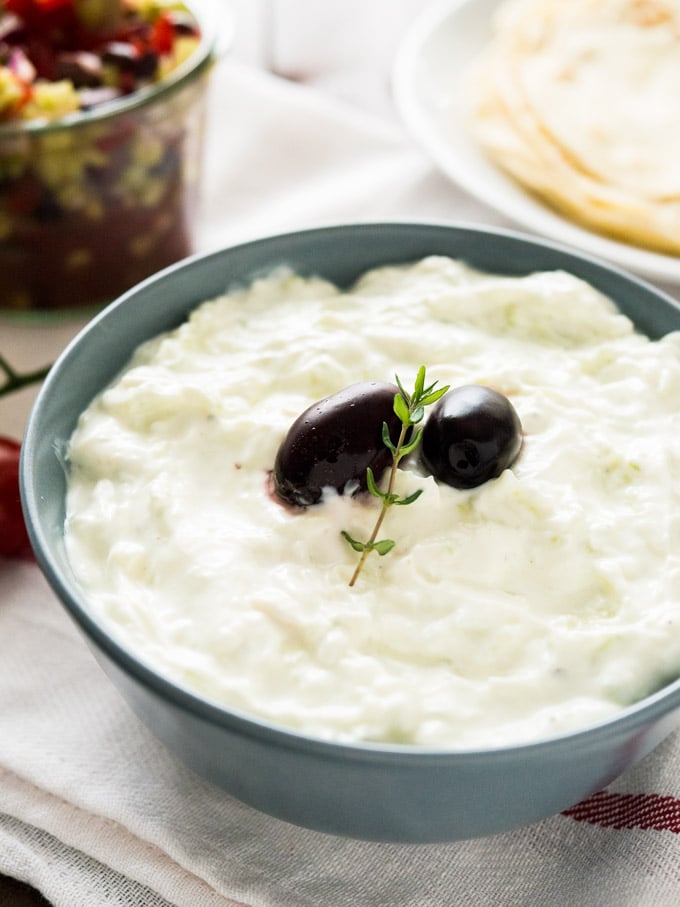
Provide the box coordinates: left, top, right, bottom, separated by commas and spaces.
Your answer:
55, 51, 103, 87
274, 381, 401, 507
101, 41, 158, 87
421, 385, 522, 489
134, 49, 159, 80
101, 41, 138, 71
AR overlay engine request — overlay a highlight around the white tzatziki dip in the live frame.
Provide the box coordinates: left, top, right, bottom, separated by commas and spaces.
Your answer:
64, 257, 680, 748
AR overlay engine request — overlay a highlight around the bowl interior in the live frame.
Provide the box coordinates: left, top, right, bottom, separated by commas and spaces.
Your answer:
21, 221, 680, 739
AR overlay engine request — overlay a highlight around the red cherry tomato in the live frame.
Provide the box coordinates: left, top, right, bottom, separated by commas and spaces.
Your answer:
6, 0, 73, 14
0, 436, 33, 560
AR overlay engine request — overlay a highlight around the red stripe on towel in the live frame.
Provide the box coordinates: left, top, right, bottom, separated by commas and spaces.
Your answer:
563, 791, 680, 832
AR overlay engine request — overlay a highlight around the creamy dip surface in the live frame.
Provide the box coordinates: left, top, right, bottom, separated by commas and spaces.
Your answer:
64, 257, 680, 748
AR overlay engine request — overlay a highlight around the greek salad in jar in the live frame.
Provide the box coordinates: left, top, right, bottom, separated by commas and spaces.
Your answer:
0, 0, 213, 311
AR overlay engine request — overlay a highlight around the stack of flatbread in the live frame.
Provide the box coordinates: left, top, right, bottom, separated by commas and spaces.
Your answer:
467, 0, 680, 255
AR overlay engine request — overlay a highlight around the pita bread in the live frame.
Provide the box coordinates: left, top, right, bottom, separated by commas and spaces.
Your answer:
467, 0, 680, 255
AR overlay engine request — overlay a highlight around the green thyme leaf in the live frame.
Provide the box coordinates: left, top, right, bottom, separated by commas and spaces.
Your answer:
366, 467, 385, 500
381, 421, 397, 455
395, 488, 424, 506
399, 427, 423, 458
393, 392, 410, 425
340, 530, 366, 553
420, 386, 449, 407
395, 373, 410, 406
373, 538, 396, 556
413, 365, 426, 400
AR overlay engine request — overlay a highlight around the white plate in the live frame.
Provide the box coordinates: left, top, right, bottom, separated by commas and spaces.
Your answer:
392, 0, 680, 286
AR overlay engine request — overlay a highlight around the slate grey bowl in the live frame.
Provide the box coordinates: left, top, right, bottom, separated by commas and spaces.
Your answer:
20, 222, 680, 843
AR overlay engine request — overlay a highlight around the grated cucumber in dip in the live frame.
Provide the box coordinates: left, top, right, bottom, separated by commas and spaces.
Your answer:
64, 257, 680, 748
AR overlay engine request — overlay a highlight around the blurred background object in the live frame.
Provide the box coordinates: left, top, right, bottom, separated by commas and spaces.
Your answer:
229, 0, 424, 116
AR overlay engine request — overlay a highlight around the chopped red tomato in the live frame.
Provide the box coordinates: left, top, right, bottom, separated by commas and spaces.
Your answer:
150, 11, 174, 55
6, 0, 73, 15
0, 436, 33, 560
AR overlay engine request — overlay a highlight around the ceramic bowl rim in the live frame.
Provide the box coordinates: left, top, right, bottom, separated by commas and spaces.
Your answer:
20, 219, 680, 764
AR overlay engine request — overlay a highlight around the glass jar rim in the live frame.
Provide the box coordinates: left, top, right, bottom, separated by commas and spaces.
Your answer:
0, 0, 226, 138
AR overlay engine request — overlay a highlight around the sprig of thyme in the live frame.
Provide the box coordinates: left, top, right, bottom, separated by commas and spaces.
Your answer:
0, 352, 51, 398
342, 366, 449, 587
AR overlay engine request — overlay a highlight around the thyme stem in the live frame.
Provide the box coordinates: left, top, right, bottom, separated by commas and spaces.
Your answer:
0, 353, 51, 398
343, 367, 449, 587
348, 422, 409, 587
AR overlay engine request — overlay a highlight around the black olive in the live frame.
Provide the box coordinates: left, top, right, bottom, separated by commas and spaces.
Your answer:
421, 385, 522, 489
274, 381, 401, 507
135, 50, 159, 81
101, 42, 158, 80
101, 41, 139, 72
54, 51, 103, 88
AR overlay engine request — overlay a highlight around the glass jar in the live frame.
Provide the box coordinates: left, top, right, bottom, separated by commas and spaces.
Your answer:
0, 2, 219, 313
